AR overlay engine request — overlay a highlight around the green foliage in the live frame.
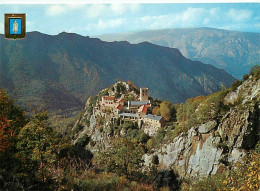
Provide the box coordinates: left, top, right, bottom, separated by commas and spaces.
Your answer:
242, 73, 249, 81
0, 90, 28, 189
195, 89, 229, 122
53, 170, 154, 191
181, 173, 228, 191
146, 138, 154, 150
125, 93, 136, 101
146, 128, 166, 150
216, 142, 229, 153
0, 89, 27, 133
152, 155, 159, 165
139, 132, 150, 144
159, 101, 176, 122
95, 138, 144, 178
230, 79, 242, 91
115, 82, 127, 98
16, 112, 58, 183
176, 96, 206, 131
128, 80, 139, 94
172, 89, 229, 140
96, 115, 105, 127
48, 113, 78, 134
250, 64, 260, 80
112, 120, 150, 144
150, 98, 162, 108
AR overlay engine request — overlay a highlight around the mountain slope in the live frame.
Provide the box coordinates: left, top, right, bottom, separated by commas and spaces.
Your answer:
0, 31, 235, 114
73, 68, 259, 180
98, 27, 260, 79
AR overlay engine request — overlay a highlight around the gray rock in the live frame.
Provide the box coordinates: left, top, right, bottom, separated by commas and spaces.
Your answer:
187, 135, 223, 177
228, 148, 246, 163
224, 91, 238, 105
198, 120, 217, 134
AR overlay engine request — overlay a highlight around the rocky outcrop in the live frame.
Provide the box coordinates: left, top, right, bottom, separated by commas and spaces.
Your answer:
218, 105, 259, 149
198, 120, 217, 134
144, 128, 223, 178
224, 77, 260, 105
73, 77, 259, 179
145, 102, 258, 178
144, 77, 259, 178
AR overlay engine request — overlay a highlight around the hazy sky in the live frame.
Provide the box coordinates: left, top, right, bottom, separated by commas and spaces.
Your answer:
0, 3, 259, 36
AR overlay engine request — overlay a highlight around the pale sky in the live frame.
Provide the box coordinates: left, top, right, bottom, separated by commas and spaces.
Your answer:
0, 3, 260, 35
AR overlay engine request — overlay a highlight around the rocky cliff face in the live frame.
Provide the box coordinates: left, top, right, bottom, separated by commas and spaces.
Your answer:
72, 81, 140, 152
145, 76, 259, 178
72, 76, 259, 179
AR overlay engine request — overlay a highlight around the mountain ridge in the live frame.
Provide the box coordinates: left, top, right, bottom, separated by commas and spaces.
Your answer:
98, 27, 260, 79
0, 31, 235, 114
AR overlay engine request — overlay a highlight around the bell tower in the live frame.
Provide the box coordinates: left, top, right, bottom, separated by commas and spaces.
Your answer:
140, 88, 149, 101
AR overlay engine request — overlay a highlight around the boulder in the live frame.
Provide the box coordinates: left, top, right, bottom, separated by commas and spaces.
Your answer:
198, 120, 217, 134
224, 91, 238, 105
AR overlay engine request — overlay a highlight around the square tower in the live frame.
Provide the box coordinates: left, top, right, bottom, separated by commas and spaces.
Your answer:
140, 88, 149, 101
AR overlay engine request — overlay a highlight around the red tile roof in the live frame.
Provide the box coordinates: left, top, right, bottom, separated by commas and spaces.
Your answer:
103, 96, 115, 100
117, 104, 124, 110
138, 105, 147, 113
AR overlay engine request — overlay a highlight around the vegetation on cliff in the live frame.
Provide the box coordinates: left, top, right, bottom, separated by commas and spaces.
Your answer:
0, 65, 259, 190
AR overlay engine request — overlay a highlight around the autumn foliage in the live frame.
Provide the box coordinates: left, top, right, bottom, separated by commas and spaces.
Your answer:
0, 90, 25, 153
0, 117, 11, 152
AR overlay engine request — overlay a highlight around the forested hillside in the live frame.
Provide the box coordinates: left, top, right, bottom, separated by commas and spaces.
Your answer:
99, 27, 260, 79
0, 31, 235, 115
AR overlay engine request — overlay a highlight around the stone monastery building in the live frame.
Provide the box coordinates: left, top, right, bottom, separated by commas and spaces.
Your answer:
99, 87, 164, 129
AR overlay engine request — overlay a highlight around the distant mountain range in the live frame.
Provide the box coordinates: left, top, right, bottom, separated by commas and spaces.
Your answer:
98, 27, 260, 79
0, 31, 235, 114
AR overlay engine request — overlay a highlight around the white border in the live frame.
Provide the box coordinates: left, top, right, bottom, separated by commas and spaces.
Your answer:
0, 0, 259, 4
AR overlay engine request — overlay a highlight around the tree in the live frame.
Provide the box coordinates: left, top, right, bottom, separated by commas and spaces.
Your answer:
95, 138, 144, 178
0, 90, 26, 142
16, 112, 58, 184
0, 117, 11, 152
127, 81, 139, 92
242, 73, 249, 81
0, 90, 27, 189
230, 80, 242, 91
160, 101, 175, 121
250, 64, 260, 79
152, 106, 160, 115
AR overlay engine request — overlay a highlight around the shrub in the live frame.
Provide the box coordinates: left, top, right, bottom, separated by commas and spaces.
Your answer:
250, 64, 260, 79
230, 80, 242, 92
146, 139, 154, 151
195, 89, 229, 122
153, 128, 166, 148
242, 73, 249, 81
151, 155, 159, 165
95, 138, 144, 178
160, 101, 175, 122
139, 132, 150, 144
217, 142, 229, 153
